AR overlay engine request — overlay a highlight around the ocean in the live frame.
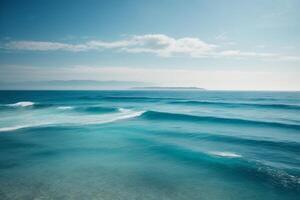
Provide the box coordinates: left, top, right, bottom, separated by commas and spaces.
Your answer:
0, 90, 299, 199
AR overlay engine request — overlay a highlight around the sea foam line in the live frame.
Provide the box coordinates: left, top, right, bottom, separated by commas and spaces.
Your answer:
0, 125, 32, 132
82, 109, 145, 125
0, 109, 144, 132
8, 101, 35, 107
57, 106, 74, 110
209, 151, 242, 158
0, 122, 52, 132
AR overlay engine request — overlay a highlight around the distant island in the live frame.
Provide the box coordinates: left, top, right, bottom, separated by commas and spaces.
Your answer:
0, 80, 206, 90
131, 87, 206, 90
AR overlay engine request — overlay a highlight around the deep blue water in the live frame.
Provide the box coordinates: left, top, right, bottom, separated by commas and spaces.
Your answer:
0, 90, 299, 200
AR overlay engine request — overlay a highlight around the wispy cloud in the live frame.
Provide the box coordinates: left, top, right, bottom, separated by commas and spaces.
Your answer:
215, 32, 228, 41
2, 34, 299, 61
3, 34, 216, 57
215, 32, 236, 46
4, 41, 88, 52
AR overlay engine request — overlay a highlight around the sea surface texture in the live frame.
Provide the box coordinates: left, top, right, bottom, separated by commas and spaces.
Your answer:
0, 91, 299, 200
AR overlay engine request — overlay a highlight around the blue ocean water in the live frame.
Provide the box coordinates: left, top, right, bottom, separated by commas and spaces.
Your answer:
0, 90, 299, 199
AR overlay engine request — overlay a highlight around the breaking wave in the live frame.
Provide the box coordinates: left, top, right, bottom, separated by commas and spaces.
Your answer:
0, 108, 144, 132
57, 106, 74, 110
209, 151, 242, 158
8, 101, 35, 107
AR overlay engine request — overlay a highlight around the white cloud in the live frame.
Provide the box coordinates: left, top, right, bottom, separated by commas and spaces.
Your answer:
218, 50, 276, 58
4, 41, 87, 52
116, 34, 217, 57
2, 34, 299, 61
2, 34, 217, 57
85, 40, 130, 49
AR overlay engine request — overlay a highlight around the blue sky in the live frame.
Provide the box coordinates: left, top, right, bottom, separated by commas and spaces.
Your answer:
0, 0, 299, 90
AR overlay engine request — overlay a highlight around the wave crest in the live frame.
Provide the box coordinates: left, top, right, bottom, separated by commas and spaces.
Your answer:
141, 111, 300, 130
209, 151, 242, 158
8, 101, 35, 107
57, 106, 74, 110
0, 108, 144, 132
169, 100, 300, 110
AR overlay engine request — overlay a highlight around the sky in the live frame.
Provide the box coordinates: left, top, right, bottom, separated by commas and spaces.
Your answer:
0, 0, 299, 90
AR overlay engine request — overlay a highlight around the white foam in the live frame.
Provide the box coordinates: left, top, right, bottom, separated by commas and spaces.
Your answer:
57, 106, 73, 110
118, 108, 130, 112
0, 125, 30, 132
111, 110, 145, 121
0, 108, 145, 133
83, 110, 145, 125
8, 101, 35, 107
210, 151, 242, 158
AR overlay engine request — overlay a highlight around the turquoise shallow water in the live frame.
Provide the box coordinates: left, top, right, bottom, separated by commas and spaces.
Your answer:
0, 90, 299, 199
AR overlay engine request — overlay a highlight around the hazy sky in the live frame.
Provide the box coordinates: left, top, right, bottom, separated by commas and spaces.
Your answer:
0, 0, 299, 90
